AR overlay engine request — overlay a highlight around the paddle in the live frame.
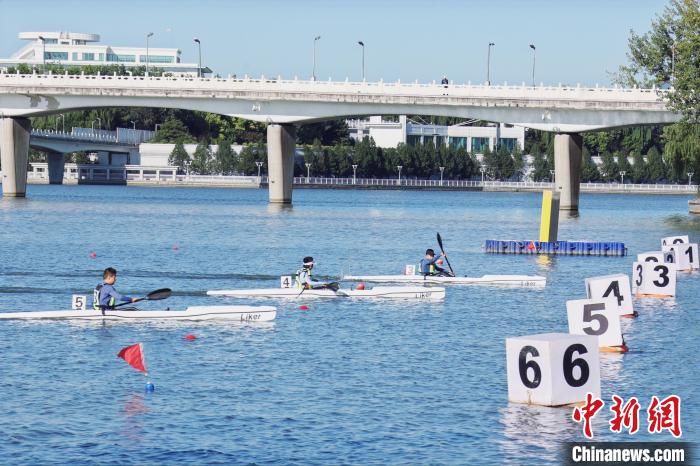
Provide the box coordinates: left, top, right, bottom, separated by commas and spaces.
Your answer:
297, 281, 340, 297
113, 288, 172, 308
436, 232, 456, 277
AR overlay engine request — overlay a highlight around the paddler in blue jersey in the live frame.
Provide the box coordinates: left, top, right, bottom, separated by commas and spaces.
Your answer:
420, 249, 453, 277
93, 267, 138, 311
296, 256, 339, 290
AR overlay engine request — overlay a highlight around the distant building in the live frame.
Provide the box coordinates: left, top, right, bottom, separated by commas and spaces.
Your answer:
347, 115, 525, 154
0, 31, 208, 76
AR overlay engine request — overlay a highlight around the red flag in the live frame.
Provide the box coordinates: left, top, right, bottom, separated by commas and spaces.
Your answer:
117, 343, 147, 373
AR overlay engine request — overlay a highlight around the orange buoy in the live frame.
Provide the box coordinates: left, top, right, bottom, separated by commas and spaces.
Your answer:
356, 283, 366, 290
600, 344, 629, 353
299, 305, 309, 311
184, 334, 196, 341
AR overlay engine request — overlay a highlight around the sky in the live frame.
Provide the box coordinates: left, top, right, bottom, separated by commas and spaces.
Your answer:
0, 0, 667, 86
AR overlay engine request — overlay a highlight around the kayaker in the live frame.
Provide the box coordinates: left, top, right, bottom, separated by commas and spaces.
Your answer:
93, 267, 138, 311
420, 249, 453, 277
296, 256, 338, 290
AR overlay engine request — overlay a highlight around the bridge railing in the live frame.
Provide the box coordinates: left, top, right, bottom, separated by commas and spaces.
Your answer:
31, 127, 156, 145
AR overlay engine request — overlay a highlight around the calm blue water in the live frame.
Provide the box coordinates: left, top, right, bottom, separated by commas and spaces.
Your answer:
0, 185, 698, 465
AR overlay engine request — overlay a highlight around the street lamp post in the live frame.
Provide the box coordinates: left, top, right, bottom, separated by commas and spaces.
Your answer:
352, 164, 358, 184
185, 160, 191, 180
38, 35, 46, 68
439, 166, 445, 186
397, 165, 403, 186
193, 38, 202, 78
255, 161, 263, 179
130, 120, 136, 130
146, 32, 154, 76
305, 162, 312, 182
550, 169, 555, 185
312, 35, 321, 80
55, 114, 65, 133
155, 123, 161, 132
486, 42, 494, 85
480, 167, 486, 184
357, 41, 365, 81
620, 170, 626, 185
91, 117, 102, 132
689, 172, 694, 186
529, 44, 536, 87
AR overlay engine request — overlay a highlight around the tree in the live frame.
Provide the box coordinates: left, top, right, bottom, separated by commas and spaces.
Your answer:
237, 143, 266, 175
150, 117, 194, 143
168, 141, 190, 173
512, 144, 525, 180
190, 140, 213, 174
631, 151, 649, 183
647, 146, 667, 181
297, 119, 351, 145
581, 149, 601, 182
599, 152, 619, 182
617, 152, 633, 182
215, 139, 237, 175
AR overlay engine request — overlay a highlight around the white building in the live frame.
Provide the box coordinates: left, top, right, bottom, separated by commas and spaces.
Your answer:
347, 116, 525, 154
0, 31, 208, 76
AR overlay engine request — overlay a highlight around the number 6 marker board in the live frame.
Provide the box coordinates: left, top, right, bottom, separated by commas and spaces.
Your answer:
585, 274, 635, 317
567, 298, 624, 349
506, 333, 600, 406
632, 262, 677, 297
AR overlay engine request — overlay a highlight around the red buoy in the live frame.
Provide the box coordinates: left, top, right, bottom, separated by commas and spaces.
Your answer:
356, 283, 366, 290
89, 252, 97, 258
172, 244, 179, 251
184, 334, 196, 341
299, 305, 309, 311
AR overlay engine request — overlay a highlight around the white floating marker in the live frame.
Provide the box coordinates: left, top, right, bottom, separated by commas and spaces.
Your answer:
637, 251, 665, 263
632, 261, 677, 297
506, 333, 601, 406
404, 264, 416, 276
72, 294, 87, 311
567, 298, 626, 351
661, 235, 689, 247
585, 274, 635, 317
664, 243, 698, 272
280, 275, 293, 289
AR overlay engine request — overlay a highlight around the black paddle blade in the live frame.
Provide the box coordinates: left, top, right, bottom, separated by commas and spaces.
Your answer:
146, 288, 172, 301
437, 232, 444, 251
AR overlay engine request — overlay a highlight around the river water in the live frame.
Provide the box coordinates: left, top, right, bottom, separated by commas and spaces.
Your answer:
0, 185, 698, 464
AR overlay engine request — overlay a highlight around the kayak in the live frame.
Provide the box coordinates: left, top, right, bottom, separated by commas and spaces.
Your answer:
341, 274, 546, 287
0, 306, 277, 322
207, 286, 445, 300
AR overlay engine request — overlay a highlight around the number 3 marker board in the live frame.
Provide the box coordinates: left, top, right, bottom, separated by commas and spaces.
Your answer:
506, 333, 600, 406
632, 262, 677, 297
567, 298, 624, 349
585, 274, 635, 317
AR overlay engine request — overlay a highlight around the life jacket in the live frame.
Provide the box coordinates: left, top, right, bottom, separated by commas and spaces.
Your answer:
419, 259, 436, 275
295, 267, 312, 289
93, 283, 116, 310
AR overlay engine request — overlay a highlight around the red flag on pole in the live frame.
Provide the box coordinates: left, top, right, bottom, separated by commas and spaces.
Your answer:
117, 343, 147, 373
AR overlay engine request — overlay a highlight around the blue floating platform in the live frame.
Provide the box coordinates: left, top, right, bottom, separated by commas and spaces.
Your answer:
484, 240, 627, 256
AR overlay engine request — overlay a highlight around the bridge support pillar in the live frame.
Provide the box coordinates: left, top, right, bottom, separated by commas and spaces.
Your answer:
47, 152, 65, 185
554, 133, 583, 211
267, 124, 296, 204
0, 117, 31, 197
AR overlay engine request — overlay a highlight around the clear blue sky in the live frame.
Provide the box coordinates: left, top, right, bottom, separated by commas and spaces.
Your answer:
0, 0, 666, 85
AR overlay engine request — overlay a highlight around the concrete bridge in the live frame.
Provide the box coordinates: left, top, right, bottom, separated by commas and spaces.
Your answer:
0, 72, 681, 210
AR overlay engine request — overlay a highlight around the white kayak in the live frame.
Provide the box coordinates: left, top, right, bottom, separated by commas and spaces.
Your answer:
341, 274, 546, 287
207, 286, 445, 300
0, 305, 277, 322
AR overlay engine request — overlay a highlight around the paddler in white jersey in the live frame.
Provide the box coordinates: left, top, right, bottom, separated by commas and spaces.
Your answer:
296, 256, 338, 290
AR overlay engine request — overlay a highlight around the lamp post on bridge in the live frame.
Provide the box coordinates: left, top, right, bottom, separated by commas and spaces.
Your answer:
529, 44, 536, 87
130, 120, 136, 130
255, 161, 263, 179
689, 172, 694, 186
305, 162, 312, 182
91, 117, 101, 133
312, 35, 321, 80
55, 114, 65, 133
619, 170, 626, 185
439, 166, 445, 186
357, 41, 365, 81
38, 35, 46, 68
486, 42, 494, 85
193, 38, 202, 78
550, 169, 555, 185
146, 32, 154, 76
352, 164, 358, 184
397, 165, 403, 186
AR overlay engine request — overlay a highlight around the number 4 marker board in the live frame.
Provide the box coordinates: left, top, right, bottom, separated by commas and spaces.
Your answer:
585, 274, 635, 317
506, 333, 600, 406
632, 262, 677, 297
567, 298, 626, 352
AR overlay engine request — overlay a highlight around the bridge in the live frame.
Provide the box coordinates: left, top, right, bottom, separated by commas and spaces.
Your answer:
0, 72, 681, 210
29, 126, 155, 183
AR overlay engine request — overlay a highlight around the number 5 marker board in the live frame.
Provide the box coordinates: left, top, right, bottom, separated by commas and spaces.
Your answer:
585, 274, 635, 317
506, 333, 600, 406
567, 298, 625, 351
